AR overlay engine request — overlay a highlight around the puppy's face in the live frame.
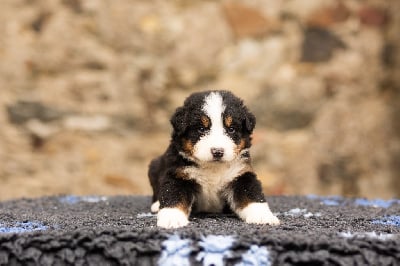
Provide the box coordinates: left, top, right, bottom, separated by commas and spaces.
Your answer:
171, 91, 255, 163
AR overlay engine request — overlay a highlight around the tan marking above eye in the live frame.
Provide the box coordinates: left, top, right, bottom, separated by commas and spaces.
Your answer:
201, 115, 210, 128
224, 116, 233, 127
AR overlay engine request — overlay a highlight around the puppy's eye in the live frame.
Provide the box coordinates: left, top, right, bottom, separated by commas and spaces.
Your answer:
198, 127, 206, 133
227, 127, 236, 134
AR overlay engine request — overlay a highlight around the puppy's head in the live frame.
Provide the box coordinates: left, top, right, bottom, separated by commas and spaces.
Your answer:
171, 90, 255, 162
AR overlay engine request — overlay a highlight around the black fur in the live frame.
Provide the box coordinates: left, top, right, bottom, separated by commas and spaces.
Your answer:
148, 90, 268, 220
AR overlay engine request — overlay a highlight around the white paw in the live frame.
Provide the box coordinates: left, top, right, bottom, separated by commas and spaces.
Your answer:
238, 202, 280, 225
157, 207, 189, 228
151, 201, 160, 213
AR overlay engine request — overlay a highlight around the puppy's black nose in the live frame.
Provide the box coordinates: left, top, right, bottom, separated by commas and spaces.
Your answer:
211, 148, 224, 160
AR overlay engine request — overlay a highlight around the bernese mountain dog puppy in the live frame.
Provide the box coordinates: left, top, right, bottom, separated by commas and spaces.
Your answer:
148, 90, 280, 228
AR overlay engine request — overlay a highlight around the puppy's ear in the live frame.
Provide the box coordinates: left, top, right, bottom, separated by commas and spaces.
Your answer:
244, 110, 256, 133
170, 106, 187, 136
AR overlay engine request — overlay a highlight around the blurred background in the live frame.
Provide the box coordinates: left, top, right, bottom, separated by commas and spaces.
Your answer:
0, 0, 399, 201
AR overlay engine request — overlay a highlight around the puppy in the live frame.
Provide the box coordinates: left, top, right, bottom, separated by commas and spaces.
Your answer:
148, 90, 280, 228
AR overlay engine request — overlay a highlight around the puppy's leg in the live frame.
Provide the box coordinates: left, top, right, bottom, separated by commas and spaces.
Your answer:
148, 157, 162, 213
157, 178, 197, 229
151, 201, 160, 213
226, 172, 280, 225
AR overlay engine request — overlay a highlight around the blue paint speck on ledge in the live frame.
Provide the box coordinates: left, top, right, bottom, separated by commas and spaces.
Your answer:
0, 221, 48, 234
281, 208, 321, 218
238, 245, 272, 266
159, 235, 192, 266
59, 195, 108, 204
321, 199, 340, 206
338, 231, 396, 241
354, 198, 400, 208
307, 195, 400, 208
307, 195, 342, 206
196, 235, 235, 266
372, 216, 400, 227
137, 212, 156, 218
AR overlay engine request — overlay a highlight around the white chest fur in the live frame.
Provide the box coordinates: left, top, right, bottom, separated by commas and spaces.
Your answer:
183, 159, 249, 212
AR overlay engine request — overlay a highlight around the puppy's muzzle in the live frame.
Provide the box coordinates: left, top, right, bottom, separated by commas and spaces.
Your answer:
211, 148, 224, 161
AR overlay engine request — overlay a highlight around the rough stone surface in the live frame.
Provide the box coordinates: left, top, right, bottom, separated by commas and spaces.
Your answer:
0, 195, 399, 265
0, 0, 399, 200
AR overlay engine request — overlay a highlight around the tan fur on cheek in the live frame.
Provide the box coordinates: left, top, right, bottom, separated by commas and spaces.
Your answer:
235, 138, 246, 155
224, 116, 233, 127
201, 115, 210, 128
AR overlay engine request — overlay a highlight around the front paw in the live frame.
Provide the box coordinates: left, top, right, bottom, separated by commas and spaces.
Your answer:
151, 201, 160, 213
157, 207, 189, 228
238, 202, 280, 225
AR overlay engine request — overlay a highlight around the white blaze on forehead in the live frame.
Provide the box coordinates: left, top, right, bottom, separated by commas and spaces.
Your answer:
193, 92, 236, 162
202, 92, 226, 123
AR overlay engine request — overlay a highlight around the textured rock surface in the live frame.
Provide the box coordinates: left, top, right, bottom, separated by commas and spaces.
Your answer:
0, 195, 399, 265
0, 0, 399, 200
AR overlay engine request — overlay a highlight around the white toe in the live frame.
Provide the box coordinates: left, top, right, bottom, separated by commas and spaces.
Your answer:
157, 207, 189, 228
237, 202, 280, 225
151, 201, 160, 213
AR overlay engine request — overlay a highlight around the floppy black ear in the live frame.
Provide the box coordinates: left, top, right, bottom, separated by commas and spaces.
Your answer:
244, 110, 256, 133
170, 106, 187, 136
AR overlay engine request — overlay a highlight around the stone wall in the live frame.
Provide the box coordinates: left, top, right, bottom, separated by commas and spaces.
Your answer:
0, 0, 399, 200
